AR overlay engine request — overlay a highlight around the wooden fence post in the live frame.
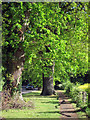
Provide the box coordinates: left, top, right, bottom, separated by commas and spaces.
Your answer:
82, 91, 87, 103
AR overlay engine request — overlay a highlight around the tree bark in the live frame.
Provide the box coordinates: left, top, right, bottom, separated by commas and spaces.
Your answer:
3, 46, 25, 99
3, 10, 28, 99
41, 74, 54, 95
41, 62, 55, 96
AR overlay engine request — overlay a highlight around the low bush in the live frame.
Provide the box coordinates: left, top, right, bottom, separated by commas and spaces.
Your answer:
69, 83, 84, 107
70, 86, 80, 101
62, 81, 74, 95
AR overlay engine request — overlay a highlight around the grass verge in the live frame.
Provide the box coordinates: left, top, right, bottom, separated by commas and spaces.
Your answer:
2, 90, 60, 118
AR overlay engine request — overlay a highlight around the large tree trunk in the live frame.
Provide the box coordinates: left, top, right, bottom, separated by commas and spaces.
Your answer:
3, 46, 25, 99
3, 11, 28, 99
41, 62, 55, 96
41, 74, 54, 95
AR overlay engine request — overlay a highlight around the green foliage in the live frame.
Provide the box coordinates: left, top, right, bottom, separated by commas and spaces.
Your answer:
85, 107, 90, 117
22, 61, 43, 87
62, 81, 74, 95
2, 2, 88, 88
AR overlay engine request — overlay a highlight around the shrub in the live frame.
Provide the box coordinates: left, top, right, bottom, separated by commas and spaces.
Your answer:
64, 81, 74, 95
70, 86, 80, 102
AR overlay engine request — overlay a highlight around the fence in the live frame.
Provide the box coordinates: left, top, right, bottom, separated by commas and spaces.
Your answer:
79, 91, 87, 103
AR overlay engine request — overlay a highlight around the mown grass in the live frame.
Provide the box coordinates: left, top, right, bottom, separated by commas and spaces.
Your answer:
2, 91, 60, 118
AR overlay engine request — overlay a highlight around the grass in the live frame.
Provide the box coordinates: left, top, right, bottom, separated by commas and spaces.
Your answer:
2, 90, 88, 119
2, 90, 60, 118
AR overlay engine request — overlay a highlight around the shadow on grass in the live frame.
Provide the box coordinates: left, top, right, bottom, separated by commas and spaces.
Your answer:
38, 111, 60, 114
48, 95, 58, 98
41, 101, 59, 104
23, 95, 41, 97
60, 112, 71, 117
60, 107, 86, 114
59, 101, 76, 104
23, 92, 58, 99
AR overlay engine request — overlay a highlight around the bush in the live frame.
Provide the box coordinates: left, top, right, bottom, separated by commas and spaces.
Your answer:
70, 86, 80, 101
63, 81, 74, 95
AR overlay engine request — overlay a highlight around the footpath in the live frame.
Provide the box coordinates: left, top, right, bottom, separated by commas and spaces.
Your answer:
58, 91, 79, 120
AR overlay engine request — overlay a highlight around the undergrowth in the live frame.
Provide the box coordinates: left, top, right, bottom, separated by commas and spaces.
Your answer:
2, 90, 34, 110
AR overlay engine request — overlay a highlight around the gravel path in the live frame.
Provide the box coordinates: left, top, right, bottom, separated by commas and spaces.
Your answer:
58, 91, 79, 119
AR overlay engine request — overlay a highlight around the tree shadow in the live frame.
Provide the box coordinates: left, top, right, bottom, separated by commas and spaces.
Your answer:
38, 111, 60, 114
69, 101, 77, 104
59, 96, 69, 99
60, 107, 86, 114
62, 108, 75, 109
41, 101, 59, 104
75, 107, 87, 113
23, 92, 59, 99
60, 112, 71, 117
23, 94, 40, 97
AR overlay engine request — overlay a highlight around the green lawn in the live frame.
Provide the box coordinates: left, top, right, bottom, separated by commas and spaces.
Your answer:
2, 91, 60, 118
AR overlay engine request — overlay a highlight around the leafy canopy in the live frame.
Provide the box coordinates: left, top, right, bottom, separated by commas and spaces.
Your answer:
2, 2, 88, 85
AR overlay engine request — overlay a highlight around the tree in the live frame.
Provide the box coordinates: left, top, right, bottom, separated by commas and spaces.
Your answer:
2, 2, 88, 98
22, 2, 88, 93
2, 3, 26, 98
